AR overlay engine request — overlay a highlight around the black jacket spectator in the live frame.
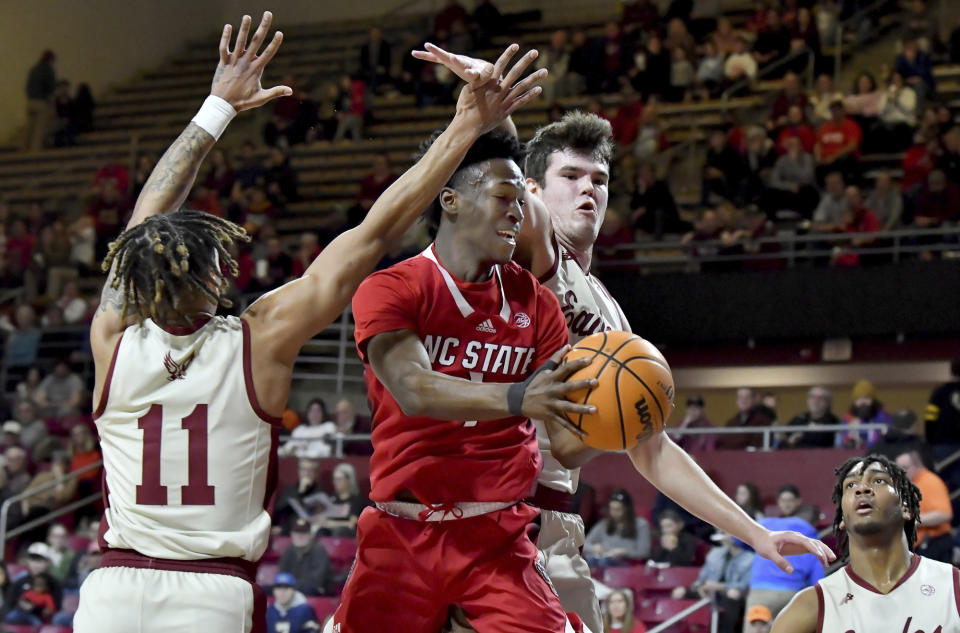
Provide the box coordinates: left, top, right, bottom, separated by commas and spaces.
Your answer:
358, 28, 392, 87
926, 359, 960, 447
278, 526, 334, 596
785, 411, 841, 448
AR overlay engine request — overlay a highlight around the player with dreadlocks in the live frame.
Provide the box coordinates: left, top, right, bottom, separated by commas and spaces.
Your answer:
77, 11, 549, 633
772, 454, 960, 633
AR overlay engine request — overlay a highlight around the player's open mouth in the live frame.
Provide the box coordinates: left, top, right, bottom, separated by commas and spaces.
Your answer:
577, 201, 597, 215
496, 230, 517, 245
855, 500, 874, 514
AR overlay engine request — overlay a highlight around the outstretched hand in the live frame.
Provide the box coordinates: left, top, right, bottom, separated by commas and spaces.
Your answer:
212, 11, 292, 112
753, 530, 837, 574
414, 42, 546, 134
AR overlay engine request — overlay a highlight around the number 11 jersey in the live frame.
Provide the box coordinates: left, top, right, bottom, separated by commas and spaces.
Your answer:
94, 316, 278, 562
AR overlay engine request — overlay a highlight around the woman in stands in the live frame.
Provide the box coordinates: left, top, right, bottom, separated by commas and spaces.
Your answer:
585, 490, 652, 566
602, 589, 646, 633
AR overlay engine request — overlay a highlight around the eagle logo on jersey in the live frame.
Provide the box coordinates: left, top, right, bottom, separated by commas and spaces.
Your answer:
840, 592, 854, 605
163, 351, 195, 381
921, 584, 936, 596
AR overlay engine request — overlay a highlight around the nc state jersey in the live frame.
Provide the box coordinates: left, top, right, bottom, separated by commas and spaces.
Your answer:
535, 240, 632, 494
352, 244, 568, 505
95, 316, 278, 562
816, 555, 960, 632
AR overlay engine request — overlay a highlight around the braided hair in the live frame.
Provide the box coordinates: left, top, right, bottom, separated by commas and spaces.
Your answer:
101, 210, 249, 325
831, 454, 922, 559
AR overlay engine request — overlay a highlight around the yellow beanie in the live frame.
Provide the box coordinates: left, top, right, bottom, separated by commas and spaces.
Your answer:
852, 379, 875, 400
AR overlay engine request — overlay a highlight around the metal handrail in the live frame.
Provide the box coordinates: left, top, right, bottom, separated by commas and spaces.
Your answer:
721, 49, 815, 112
0, 458, 103, 547
646, 597, 712, 633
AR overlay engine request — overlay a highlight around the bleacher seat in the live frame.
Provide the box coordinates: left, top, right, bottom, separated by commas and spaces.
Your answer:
319, 537, 357, 572
2, 625, 39, 633
256, 561, 279, 587
306, 596, 339, 621
649, 567, 702, 591
603, 565, 651, 597
648, 598, 711, 628
39, 626, 72, 633
60, 592, 80, 615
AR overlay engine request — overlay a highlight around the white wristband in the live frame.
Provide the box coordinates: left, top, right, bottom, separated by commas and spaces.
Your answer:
191, 95, 237, 141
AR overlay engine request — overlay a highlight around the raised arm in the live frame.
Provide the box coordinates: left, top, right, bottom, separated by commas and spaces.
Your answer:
243, 44, 548, 364
91, 11, 291, 349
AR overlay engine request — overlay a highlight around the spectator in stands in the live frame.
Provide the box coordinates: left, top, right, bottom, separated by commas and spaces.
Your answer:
69, 214, 97, 274
668, 46, 695, 102
831, 186, 883, 267
810, 171, 848, 233
745, 605, 772, 633
5, 571, 55, 626
724, 36, 758, 83
734, 482, 764, 520
783, 386, 840, 449
274, 458, 325, 534
334, 75, 367, 142
743, 513, 822, 621
38, 219, 76, 300
16, 405, 50, 461
535, 30, 571, 103
873, 71, 918, 152
741, 126, 778, 205
716, 387, 775, 450
253, 235, 293, 291
6, 542, 61, 619
67, 424, 100, 500
601, 589, 646, 633
634, 35, 672, 100
35, 358, 85, 418
621, 0, 659, 35
71, 83, 95, 137
278, 519, 333, 596
358, 27, 392, 92
470, 0, 503, 47
926, 357, 960, 449
902, 132, 940, 198
18, 453, 76, 543
566, 30, 598, 95
264, 147, 299, 206
4, 305, 40, 373
234, 141, 265, 189
695, 39, 725, 98
814, 100, 862, 182
766, 135, 818, 219
6, 218, 36, 285
865, 172, 903, 230
52, 79, 75, 147
585, 489, 651, 565
629, 163, 690, 240
843, 72, 883, 135
913, 169, 960, 232
775, 484, 819, 527
347, 155, 398, 229
743, 0, 769, 33
45, 524, 74, 585
56, 279, 88, 324
670, 395, 716, 452
650, 509, 699, 566
713, 17, 741, 57
15, 373, 43, 417
702, 129, 745, 205
753, 9, 790, 69
671, 531, 753, 633
789, 7, 820, 58
280, 398, 337, 459
769, 73, 808, 131
600, 21, 629, 93
901, 0, 938, 51
63, 539, 101, 591
267, 572, 319, 633
775, 105, 815, 155
896, 448, 953, 563
434, 0, 468, 34
203, 148, 235, 199
318, 462, 366, 537
289, 233, 322, 280
86, 178, 131, 258
24, 50, 56, 150
0, 421, 22, 452
871, 409, 933, 468
809, 74, 844, 125
632, 106, 669, 161
839, 379, 893, 448
935, 126, 960, 181
895, 38, 935, 105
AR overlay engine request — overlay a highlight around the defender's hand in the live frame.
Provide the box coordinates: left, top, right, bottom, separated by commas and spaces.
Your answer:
212, 11, 292, 112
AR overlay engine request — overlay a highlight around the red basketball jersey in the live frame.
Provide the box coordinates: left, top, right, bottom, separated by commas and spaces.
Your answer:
352, 245, 569, 504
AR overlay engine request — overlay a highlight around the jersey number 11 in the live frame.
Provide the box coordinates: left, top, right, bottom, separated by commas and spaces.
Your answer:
137, 404, 215, 506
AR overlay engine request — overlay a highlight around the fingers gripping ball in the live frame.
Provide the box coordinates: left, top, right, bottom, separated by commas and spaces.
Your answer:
563, 331, 675, 451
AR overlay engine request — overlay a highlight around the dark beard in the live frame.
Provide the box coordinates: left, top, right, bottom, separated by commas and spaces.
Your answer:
850, 519, 889, 537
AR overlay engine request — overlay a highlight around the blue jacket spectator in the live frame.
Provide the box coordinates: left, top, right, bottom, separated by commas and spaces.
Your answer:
267, 572, 319, 633
895, 39, 935, 97
743, 517, 824, 621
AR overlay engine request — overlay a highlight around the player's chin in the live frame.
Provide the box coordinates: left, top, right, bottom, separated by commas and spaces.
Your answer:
487, 240, 517, 263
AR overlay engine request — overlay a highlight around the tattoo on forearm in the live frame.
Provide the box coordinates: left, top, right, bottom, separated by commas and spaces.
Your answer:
140, 122, 215, 208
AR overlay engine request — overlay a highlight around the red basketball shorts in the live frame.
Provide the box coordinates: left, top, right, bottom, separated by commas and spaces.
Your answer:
331, 502, 568, 633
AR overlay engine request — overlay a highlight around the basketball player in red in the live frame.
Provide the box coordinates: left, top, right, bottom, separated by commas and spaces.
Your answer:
773, 454, 960, 632
415, 45, 836, 633
330, 129, 604, 630
77, 14, 546, 632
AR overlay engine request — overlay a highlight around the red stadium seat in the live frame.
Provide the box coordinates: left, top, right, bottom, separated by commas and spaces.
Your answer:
306, 596, 339, 621
603, 565, 652, 597
39, 626, 72, 633
2, 625, 39, 633
271, 535, 291, 555
256, 561, 279, 586
61, 592, 80, 614
319, 537, 357, 571
649, 599, 711, 626
649, 566, 702, 591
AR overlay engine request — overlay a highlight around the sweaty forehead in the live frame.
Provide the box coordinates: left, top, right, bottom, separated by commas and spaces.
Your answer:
546, 148, 609, 177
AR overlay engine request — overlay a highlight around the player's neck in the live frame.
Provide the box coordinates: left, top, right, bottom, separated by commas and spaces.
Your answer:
556, 232, 593, 274
848, 537, 913, 594
433, 237, 495, 283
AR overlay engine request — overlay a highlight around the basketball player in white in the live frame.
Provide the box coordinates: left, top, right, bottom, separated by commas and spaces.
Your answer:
75, 16, 548, 632
773, 454, 960, 632
416, 44, 836, 633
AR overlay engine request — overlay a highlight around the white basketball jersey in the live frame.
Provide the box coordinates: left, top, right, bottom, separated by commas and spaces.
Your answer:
817, 555, 960, 633
535, 241, 632, 494
95, 316, 277, 562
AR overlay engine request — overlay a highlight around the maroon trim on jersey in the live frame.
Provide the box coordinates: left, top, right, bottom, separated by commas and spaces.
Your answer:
153, 317, 212, 336
815, 584, 824, 633
101, 548, 258, 583
953, 565, 960, 616
251, 581, 268, 633
525, 484, 575, 514
536, 239, 561, 285
94, 335, 123, 419
240, 319, 283, 426
843, 553, 921, 594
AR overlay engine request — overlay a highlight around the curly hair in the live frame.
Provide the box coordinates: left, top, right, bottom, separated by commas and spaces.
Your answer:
523, 111, 614, 185
101, 210, 249, 325
831, 454, 922, 559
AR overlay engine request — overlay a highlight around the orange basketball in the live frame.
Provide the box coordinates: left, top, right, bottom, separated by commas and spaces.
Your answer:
563, 331, 675, 451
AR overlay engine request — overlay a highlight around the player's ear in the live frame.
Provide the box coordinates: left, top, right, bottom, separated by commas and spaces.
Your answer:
525, 177, 541, 195
902, 504, 912, 521
439, 187, 459, 215
838, 519, 845, 531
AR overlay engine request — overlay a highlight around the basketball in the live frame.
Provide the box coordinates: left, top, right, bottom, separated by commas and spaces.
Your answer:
562, 331, 675, 451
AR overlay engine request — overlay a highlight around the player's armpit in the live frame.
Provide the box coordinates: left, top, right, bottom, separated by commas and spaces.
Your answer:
770, 586, 819, 633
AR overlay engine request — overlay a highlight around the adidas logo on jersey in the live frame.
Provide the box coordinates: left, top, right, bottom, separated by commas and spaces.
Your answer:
476, 319, 497, 334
